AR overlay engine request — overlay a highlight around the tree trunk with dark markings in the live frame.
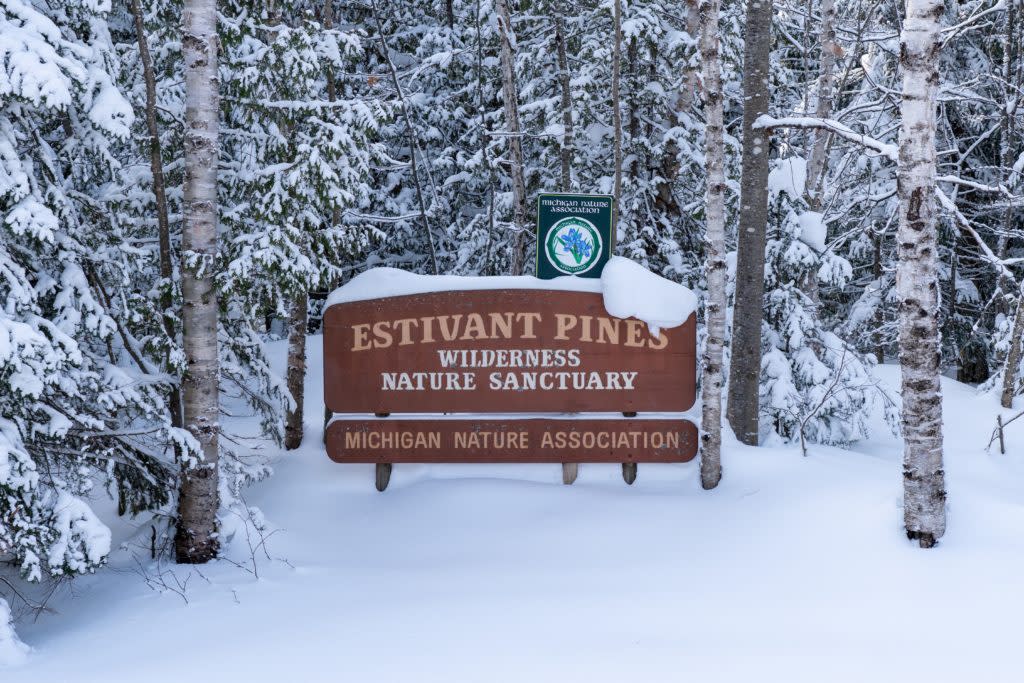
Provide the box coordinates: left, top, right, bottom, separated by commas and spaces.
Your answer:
727, 0, 774, 446
175, 0, 221, 564
698, 0, 726, 490
284, 293, 308, 450
897, 0, 946, 548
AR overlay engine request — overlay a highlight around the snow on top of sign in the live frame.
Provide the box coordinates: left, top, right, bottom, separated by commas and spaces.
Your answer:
326, 256, 696, 334
600, 256, 697, 335
325, 269, 602, 308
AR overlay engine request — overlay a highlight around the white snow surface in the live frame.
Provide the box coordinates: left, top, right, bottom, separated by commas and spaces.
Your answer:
0, 599, 29, 667
326, 257, 696, 334
7, 340, 1024, 681
324, 267, 602, 307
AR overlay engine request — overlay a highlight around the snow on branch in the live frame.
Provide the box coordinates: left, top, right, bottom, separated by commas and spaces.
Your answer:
756, 114, 1022, 291
753, 115, 898, 160
943, 0, 1007, 44
935, 187, 1020, 289
342, 210, 428, 223
937, 174, 1013, 198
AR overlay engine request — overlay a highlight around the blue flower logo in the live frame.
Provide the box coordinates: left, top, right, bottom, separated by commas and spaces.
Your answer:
545, 217, 603, 275
558, 227, 594, 265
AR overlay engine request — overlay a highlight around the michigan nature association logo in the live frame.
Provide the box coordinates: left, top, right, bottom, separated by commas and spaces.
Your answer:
544, 217, 603, 275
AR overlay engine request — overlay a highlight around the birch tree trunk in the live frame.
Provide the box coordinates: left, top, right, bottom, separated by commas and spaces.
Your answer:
284, 293, 307, 449
726, 0, 774, 446
553, 1, 574, 190
1001, 293, 1024, 408
496, 0, 529, 274
873, 232, 884, 363
682, 0, 699, 113
897, 0, 946, 548
804, 0, 836, 209
996, 0, 1019, 265
130, 0, 183, 433
794, 0, 838, 305
999, 3, 1022, 408
699, 0, 726, 490
175, 0, 221, 564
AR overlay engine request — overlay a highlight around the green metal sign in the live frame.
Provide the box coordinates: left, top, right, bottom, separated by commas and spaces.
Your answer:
536, 193, 614, 280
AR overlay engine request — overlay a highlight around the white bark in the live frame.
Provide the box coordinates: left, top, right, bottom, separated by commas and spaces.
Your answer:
897, 0, 946, 548
175, 0, 220, 564
681, 0, 700, 113
699, 0, 726, 490
496, 0, 528, 274
284, 293, 307, 450
996, 0, 1019, 263
804, 0, 837, 210
999, 3, 1022, 407
1002, 291, 1024, 408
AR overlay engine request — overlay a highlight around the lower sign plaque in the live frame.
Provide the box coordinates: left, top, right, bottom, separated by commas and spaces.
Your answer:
326, 418, 698, 463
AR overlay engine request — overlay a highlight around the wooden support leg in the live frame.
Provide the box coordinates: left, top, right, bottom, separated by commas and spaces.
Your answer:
373, 412, 392, 490
562, 462, 578, 485
622, 411, 637, 484
375, 463, 392, 492
998, 414, 1006, 455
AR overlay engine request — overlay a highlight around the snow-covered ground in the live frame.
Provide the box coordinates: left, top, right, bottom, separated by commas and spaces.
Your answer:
6, 338, 1024, 682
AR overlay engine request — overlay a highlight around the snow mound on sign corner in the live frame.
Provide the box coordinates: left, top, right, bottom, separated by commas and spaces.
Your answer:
0, 598, 30, 668
600, 256, 697, 336
324, 268, 602, 308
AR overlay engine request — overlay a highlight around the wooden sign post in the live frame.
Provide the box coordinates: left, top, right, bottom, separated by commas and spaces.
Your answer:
324, 285, 698, 490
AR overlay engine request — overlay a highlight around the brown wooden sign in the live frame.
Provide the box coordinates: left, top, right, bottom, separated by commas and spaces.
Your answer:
326, 418, 698, 463
324, 289, 696, 414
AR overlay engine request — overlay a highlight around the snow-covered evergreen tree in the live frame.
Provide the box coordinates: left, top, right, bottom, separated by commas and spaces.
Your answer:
219, 0, 386, 311
760, 158, 894, 448
217, 0, 388, 453
1, 0, 176, 586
